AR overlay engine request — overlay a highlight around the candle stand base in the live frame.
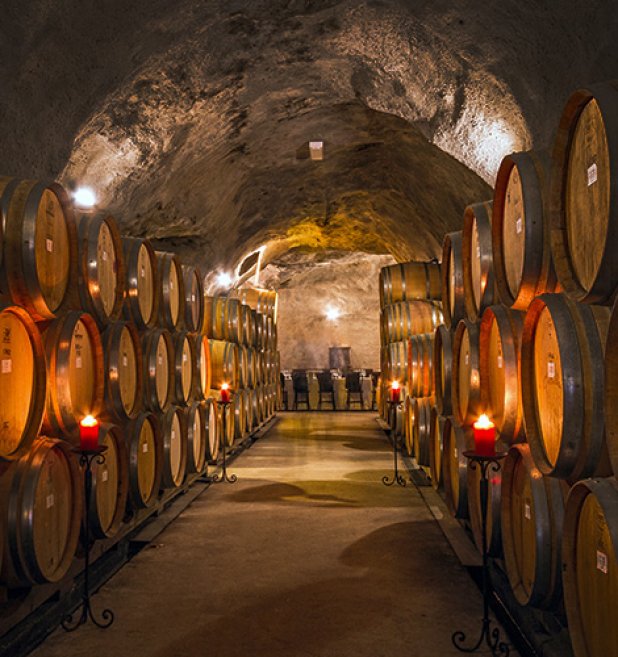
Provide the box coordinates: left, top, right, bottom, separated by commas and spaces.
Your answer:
451, 451, 509, 656
382, 400, 409, 487
208, 401, 238, 485
62, 446, 115, 632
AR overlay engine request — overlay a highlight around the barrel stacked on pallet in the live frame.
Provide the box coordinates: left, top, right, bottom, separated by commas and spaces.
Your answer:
0, 178, 272, 595
422, 81, 618, 657
204, 286, 279, 445
378, 262, 443, 442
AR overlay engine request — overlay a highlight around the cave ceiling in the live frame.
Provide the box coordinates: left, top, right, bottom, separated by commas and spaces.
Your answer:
1, 0, 618, 274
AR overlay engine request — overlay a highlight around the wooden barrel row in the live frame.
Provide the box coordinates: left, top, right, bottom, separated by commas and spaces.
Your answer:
204, 295, 277, 349
380, 300, 443, 345
379, 261, 442, 308
231, 287, 278, 323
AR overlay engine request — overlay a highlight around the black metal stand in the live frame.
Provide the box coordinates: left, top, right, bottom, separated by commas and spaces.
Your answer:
209, 400, 238, 484
452, 451, 509, 656
382, 399, 408, 487
62, 446, 115, 632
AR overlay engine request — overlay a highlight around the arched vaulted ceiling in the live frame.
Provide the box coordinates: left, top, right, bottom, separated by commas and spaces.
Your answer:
2, 0, 618, 273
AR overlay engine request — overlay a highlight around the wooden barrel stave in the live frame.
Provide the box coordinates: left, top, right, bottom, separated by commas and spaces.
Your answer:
182, 265, 203, 333
185, 402, 207, 475
160, 406, 187, 489
442, 416, 473, 519
434, 325, 453, 416
203, 397, 220, 463
194, 334, 212, 400
125, 413, 162, 509
451, 319, 483, 427
429, 407, 445, 490
412, 397, 432, 467
209, 339, 239, 390
605, 296, 618, 474
141, 329, 174, 413
156, 252, 185, 330
122, 237, 158, 329
441, 231, 465, 329
379, 261, 442, 307
172, 332, 196, 406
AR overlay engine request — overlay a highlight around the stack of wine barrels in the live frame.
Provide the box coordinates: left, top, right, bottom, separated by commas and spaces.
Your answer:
378, 261, 443, 446
0, 177, 225, 590
424, 81, 618, 657
205, 286, 279, 444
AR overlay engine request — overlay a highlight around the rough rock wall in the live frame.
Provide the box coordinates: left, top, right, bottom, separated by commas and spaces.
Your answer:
265, 251, 395, 370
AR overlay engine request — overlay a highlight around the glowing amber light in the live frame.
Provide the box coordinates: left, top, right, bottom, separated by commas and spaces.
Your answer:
79, 415, 100, 451
220, 383, 231, 404
473, 414, 496, 456
390, 380, 401, 403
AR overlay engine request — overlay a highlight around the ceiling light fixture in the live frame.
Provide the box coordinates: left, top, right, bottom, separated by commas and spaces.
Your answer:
73, 186, 97, 209
325, 306, 341, 321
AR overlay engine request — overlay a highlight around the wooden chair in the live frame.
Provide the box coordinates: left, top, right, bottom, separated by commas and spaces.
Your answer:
292, 371, 310, 410
345, 371, 364, 409
317, 370, 335, 410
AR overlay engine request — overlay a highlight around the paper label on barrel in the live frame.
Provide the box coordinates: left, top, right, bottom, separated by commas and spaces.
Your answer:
465, 353, 469, 365
587, 163, 598, 186
191, 294, 195, 303
149, 366, 155, 376
516, 217, 523, 234
123, 355, 128, 367
497, 355, 503, 369
183, 353, 187, 363
46, 238, 54, 253
597, 550, 608, 574
75, 356, 82, 369
476, 244, 480, 259
1, 359, 12, 374
141, 266, 146, 278
102, 250, 108, 261
158, 355, 163, 365
102, 470, 108, 483
170, 280, 174, 290
454, 448, 458, 459
142, 443, 148, 453
171, 430, 176, 441
524, 503, 531, 520
46, 494, 54, 509
547, 361, 555, 379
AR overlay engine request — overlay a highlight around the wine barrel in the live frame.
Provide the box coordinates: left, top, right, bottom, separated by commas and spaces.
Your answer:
202, 295, 216, 338
122, 237, 158, 329
194, 334, 212, 400
441, 231, 465, 329
234, 287, 278, 321
433, 325, 453, 416
521, 293, 611, 480
185, 402, 207, 475
605, 297, 618, 474
451, 319, 483, 427
182, 265, 203, 333
467, 439, 505, 556
462, 201, 495, 321
245, 346, 257, 388
429, 407, 445, 490
0, 306, 46, 460
0, 437, 82, 587
412, 397, 433, 467
238, 344, 249, 388
209, 339, 239, 390
479, 305, 525, 443
404, 395, 414, 456
492, 151, 558, 309
382, 300, 442, 344
385, 341, 408, 386
549, 82, 618, 304
1, 179, 76, 320
77, 213, 125, 325
379, 261, 442, 307
501, 444, 566, 609
203, 398, 220, 462
442, 416, 473, 519
233, 390, 248, 440
90, 424, 129, 539
217, 398, 235, 447
160, 406, 187, 489
141, 329, 174, 413
41, 311, 104, 439
244, 387, 255, 434
101, 321, 142, 423
126, 413, 162, 509
156, 252, 184, 330
240, 304, 255, 346
172, 332, 196, 406
562, 477, 618, 657
408, 333, 434, 397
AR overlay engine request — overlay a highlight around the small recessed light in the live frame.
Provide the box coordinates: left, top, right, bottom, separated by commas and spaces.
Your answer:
309, 141, 324, 161
73, 186, 97, 208
325, 306, 340, 321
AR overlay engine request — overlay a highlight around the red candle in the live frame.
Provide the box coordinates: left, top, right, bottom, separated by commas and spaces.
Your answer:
79, 415, 100, 451
220, 383, 231, 404
473, 414, 496, 456
390, 380, 401, 403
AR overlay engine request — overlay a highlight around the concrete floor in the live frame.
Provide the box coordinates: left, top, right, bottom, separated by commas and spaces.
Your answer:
32, 412, 511, 657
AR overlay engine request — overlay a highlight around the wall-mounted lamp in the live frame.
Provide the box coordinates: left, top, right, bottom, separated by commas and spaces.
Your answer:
325, 306, 341, 321
217, 272, 233, 288
73, 186, 97, 209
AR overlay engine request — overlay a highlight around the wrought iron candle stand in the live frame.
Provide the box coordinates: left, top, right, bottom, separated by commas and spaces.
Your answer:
209, 400, 238, 484
382, 399, 409, 487
452, 451, 509, 656
62, 446, 115, 632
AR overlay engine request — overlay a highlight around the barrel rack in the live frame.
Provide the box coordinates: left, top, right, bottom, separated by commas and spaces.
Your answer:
0, 416, 278, 657
377, 418, 574, 657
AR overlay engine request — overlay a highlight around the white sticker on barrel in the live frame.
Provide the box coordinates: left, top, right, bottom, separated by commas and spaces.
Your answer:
547, 361, 555, 379
141, 265, 146, 278
1, 359, 12, 374
75, 356, 82, 369
46, 238, 54, 253
454, 448, 458, 459
158, 355, 163, 365
465, 353, 469, 365
497, 355, 503, 369
191, 294, 196, 303
102, 470, 108, 483
170, 280, 174, 290
142, 442, 148, 453
597, 550, 608, 574
476, 244, 481, 259
171, 430, 176, 441
183, 353, 187, 363
588, 163, 598, 186
102, 250, 108, 261
524, 503, 531, 520
516, 217, 523, 235
46, 494, 54, 509
123, 355, 128, 367
149, 366, 156, 376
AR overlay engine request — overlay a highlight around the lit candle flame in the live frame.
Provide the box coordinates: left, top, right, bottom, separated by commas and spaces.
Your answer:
391, 380, 400, 390
474, 413, 494, 430
221, 382, 230, 391
80, 414, 98, 428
